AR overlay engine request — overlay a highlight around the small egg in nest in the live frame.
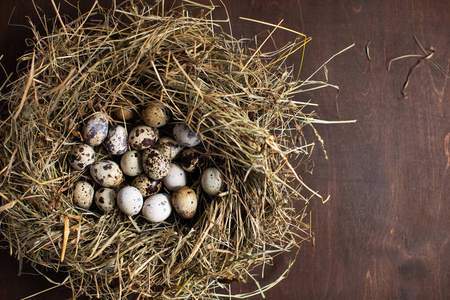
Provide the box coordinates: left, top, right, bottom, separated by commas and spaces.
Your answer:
68, 143, 95, 171
120, 150, 144, 177
172, 186, 197, 219
173, 123, 201, 147
141, 148, 170, 180
142, 102, 171, 128
131, 174, 162, 197
142, 193, 172, 222
94, 188, 117, 213
90, 160, 124, 187
128, 125, 159, 150
117, 186, 144, 216
104, 125, 128, 156
82, 113, 109, 146
73, 181, 94, 209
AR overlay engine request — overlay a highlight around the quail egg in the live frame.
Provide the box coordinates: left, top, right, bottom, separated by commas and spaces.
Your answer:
90, 160, 124, 187
142, 102, 171, 128
68, 143, 95, 171
162, 163, 187, 191
172, 186, 197, 219
116, 186, 143, 216
73, 181, 94, 209
128, 125, 159, 150
142, 193, 172, 223
173, 123, 201, 147
104, 125, 128, 155
113, 106, 134, 121
142, 148, 170, 180
94, 188, 117, 213
112, 96, 135, 121
82, 113, 109, 146
120, 150, 143, 177
201, 167, 223, 196
179, 148, 203, 172
131, 174, 162, 197
153, 136, 184, 160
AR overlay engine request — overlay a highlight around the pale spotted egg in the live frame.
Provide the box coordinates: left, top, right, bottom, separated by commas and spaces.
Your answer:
173, 123, 201, 147
142, 193, 172, 222
116, 186, 143, 216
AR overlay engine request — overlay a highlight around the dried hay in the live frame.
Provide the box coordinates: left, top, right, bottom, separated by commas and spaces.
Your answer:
0, 0, 346, 298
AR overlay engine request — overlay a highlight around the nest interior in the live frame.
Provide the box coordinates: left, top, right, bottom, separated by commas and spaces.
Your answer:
0, 1, 326, 299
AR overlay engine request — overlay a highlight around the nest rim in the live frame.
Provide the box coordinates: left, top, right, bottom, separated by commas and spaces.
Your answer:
0, 1, 326, 299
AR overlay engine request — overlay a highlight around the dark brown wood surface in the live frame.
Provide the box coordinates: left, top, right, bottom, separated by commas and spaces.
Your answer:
1, 0, 448, 299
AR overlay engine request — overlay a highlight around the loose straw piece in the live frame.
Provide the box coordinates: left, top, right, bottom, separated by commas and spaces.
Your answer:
61, 215, 70, 262
387, 36, 449, 98
13, 51, 35, 120
0, 199, 17, 213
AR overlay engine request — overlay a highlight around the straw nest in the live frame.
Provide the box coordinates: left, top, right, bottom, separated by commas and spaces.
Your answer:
0, 1, 327, 299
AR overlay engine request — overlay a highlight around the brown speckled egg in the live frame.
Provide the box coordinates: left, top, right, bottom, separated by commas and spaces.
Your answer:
172, 186, 197, 219
90, 160, 124, 187
73, 181, 94, 209
128, 125, 158, 150
131, 174, 162, 197
113, 107, 134, 121
68, 144, 95, 170
153, 136, 184, 160
82, 113, 109, 146
94, 188, 116, 213
179, 148, 203, 172
104, 125, 128, 155
112, 96, 135, 121
142, 102, 171, 128
141, 148, 170, 180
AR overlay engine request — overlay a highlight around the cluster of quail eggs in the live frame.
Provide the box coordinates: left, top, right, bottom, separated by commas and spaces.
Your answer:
69, 102, 224, 223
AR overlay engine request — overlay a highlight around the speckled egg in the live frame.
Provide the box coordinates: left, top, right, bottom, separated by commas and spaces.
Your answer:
131, 174, 162, 197
116, 186, 143, 216
73, 181, 94, 209
113, 106, 134, 121
142, 193, 172, 222
162, 163, 187, 191
104, 125, 128, 155
120, 150, 143, 177
142, 102, 171, 128
90, 160, 124, 187
172, 186, 197, 219
142, 148, 170, 180
94, 188, 117, 213
82, 113, 109, 146
128, 125, 159, 150
173, 123, 201, 147
179, 148, 203, 172
201, 168, 223, 196
113, 96, 135, 121
153, 136, 184, 160
68, 144, 95, 171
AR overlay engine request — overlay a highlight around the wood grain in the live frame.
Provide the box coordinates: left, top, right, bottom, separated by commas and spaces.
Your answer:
1, 0, 448, 299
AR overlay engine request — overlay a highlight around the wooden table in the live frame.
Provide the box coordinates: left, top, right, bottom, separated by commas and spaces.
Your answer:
1, 0, 448, 299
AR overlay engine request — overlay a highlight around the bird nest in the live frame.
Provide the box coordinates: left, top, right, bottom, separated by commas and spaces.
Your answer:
0, 1, 329, 299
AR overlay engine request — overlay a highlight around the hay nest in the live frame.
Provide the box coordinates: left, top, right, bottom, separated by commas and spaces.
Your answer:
0, 1, 327, 299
